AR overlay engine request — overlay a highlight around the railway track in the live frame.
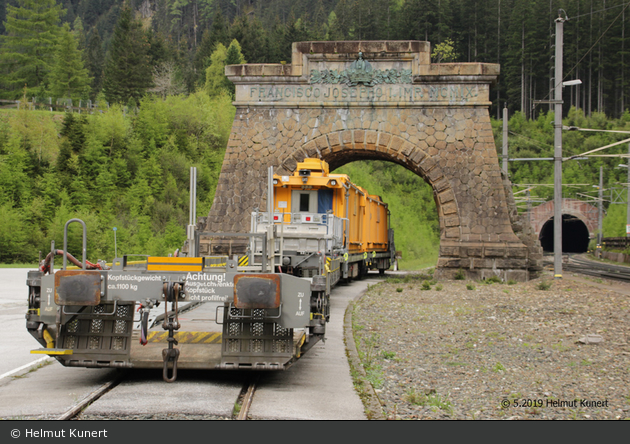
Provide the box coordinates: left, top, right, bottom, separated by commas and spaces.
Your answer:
547, 253, 630, 283
56, 372, 126, 420
53, 371, 259, 420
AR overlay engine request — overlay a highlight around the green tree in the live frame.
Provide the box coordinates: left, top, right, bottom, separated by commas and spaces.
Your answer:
0, 203, 30, 262
432, 38, 458, 63
48, 23, 91, 101
225, 39, 246, 66
0, 0, 66, 99
204, 42, 227, 98
56, 113, 87, 188
230, 13, 269, 63
223, 39, 245, 98
85, 29, 104, 99
102, 5, 153, 104
209, 9, 230, 47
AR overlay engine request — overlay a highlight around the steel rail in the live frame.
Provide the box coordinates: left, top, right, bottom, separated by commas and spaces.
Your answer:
236, 376, 259, 420
56, 371, 126, 420
562, 255, 630, 283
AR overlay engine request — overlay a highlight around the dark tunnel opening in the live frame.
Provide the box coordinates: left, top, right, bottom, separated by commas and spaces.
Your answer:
538, 215, 591, 253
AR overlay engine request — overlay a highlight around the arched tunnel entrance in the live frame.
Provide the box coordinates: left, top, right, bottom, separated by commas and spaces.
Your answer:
332, 159, 440, 269
538, 215, 590, 253
207, 40, 535, 280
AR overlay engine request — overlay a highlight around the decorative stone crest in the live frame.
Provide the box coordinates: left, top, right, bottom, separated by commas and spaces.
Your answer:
310, 52, 412, 87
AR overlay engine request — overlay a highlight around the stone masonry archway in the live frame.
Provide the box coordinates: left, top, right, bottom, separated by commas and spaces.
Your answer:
529, 198, 599, 253
529, 199, 599, 240
204, 41, 534, 281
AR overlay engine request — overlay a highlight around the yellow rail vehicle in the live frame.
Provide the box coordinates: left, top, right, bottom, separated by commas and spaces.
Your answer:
251, 158, 395, 282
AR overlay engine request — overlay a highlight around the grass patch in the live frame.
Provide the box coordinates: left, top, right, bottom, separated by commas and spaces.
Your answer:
483, 275, 503, 284
381, 350, 396, 360
492, 362, 506, 373
405, 389, 453, 413
11, 358, 53, 379
355, 332, 385, 389
0, 263, 39, 268
536, 280, 552, 291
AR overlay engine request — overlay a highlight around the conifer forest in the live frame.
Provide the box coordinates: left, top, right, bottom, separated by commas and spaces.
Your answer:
2, 0, 630, 267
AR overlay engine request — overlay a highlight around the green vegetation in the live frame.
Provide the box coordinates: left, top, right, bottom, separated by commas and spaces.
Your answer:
483, 275, 503, 284
102, 5, 153, 105
0, 0, 66, 98
536, 280, 552, 291
355, 333, 385, 389
335, 161, 439, 269
0, 92, 234, 263
405, 389, 454, 414
3, 2, 630, 266
2, 1, 627, 119
493, 362, 506, 373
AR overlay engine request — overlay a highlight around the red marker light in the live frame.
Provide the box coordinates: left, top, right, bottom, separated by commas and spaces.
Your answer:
305, 216, 311, 221
274, 216, 279, 221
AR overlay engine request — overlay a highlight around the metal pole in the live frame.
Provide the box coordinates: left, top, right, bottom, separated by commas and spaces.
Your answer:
526, 189, 532, 226
553, 15, 565, 279
597, 167, 604, 247
627, 143, 630, 238
187, 167, 197, 257
502, 104, 508, 175
267, 166, 275, 271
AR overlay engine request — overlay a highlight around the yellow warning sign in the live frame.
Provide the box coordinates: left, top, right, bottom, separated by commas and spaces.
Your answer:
148, 257, 202, 272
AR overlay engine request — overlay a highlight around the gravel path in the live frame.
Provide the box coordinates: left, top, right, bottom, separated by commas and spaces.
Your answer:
350, 270, 630, 420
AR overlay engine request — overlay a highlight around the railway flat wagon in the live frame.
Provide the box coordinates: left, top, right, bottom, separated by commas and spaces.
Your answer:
24, 160, 395, 381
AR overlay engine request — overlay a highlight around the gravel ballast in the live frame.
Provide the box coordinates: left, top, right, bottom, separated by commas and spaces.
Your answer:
350, 272, 630, 420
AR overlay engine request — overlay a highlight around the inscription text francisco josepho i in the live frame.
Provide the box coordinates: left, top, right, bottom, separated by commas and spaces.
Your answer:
248, 84, 480, 103
240, 54, 484, 104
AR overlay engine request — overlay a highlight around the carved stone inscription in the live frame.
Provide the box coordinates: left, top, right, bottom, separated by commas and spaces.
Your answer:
247, 84, 481, 104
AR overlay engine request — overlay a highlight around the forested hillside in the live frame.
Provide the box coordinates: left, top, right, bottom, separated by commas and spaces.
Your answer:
2, 0, 630, 118
0, 93, 234, 263
2, 0, 630, 267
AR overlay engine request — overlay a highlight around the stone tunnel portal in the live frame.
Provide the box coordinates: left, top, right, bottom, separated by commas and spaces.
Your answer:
538, 215, 591, 253
205, 41, 541, 281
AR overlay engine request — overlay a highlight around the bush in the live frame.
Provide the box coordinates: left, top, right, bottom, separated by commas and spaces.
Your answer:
484, 275, 503, 284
